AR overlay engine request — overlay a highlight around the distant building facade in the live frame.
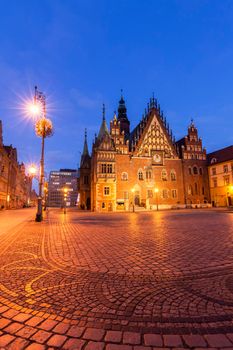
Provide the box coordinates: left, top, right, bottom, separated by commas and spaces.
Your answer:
48, 169, 78, 207
79, 94, 212, 212
207, 146, 233, 207
0, 121, 32, 209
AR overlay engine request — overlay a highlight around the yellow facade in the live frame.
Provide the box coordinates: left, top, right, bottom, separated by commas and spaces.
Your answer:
208, 160, 233, 207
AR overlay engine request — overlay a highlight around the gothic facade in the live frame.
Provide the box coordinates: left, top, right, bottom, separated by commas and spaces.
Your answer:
79, 95, 210, 212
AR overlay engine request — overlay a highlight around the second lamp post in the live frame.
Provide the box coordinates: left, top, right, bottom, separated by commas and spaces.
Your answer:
33, 86, 53, 222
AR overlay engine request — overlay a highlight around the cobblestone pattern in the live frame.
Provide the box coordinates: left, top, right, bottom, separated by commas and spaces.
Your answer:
0, 210, 233, 349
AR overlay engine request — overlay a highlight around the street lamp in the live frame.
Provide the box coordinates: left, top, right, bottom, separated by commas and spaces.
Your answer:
63, 188, 68, 214
29, 86, 53, 222
28, 164, 37, 177
131, 188, 135, 212
154, 188, 159, 211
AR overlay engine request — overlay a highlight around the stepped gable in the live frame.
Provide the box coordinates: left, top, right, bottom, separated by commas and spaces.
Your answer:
129, 95, 177, 158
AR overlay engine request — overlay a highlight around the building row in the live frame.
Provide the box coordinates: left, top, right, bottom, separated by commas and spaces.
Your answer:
77, 94, 233, 211
0, 121, 33, 209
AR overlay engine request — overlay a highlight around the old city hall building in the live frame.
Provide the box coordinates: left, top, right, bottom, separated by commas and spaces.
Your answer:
79, 94, 210, 212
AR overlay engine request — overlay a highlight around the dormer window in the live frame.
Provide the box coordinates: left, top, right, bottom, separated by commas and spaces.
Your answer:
210, 158, 217, 164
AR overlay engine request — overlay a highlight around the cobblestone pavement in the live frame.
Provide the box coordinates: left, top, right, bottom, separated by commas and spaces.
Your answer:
0, 209, 233, 349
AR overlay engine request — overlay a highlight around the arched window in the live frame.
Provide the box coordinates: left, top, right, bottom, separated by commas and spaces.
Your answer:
161, 169, 168, 181
193, 166, 198, 175
146, 170, 152, 180
138, 169, 143, 180
121, 172, 128, 181
170, 170, 176, 181
199, 167, 203, 175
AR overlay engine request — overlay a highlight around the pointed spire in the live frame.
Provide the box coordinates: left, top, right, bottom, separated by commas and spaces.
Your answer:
117, 90, 130, 135
80, 128, 90, 167
102, 103, 105, 121
113, 110, 117, 121
98, 104, 109, 140
82, 128, 89, 156
151, 92, 156, 108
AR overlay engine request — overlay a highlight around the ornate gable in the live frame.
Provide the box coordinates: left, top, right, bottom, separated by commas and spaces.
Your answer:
131, 109, 177, 159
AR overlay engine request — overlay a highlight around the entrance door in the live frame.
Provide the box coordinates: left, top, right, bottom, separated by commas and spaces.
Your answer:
134, 191, 140, 206
86, 197, 90, 210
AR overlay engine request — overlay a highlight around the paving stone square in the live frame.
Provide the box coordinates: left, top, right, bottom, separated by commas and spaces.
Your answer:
0, 208, 233, 349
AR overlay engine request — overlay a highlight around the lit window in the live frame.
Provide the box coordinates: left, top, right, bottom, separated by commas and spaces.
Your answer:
188, 185, 193, 195
161, 169, 167, 181
170, 170, 176, 181
224, 176, 230, 186
223, 165, 228, 173
124, 191, 129, 199
171, 189, 177, 198
162, 189, 168, 198
146, 170, 152, 180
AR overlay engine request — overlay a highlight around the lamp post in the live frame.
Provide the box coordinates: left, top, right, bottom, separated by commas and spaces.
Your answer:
28, 164, 37, 206
154, 188, 159, 211
31, 86, 53, 222
131, 188, 135, 212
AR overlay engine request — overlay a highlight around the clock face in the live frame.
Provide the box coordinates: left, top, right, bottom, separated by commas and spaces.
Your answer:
153, 154, 161, 163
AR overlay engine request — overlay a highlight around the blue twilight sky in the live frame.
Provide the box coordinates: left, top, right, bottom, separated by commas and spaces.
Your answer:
0, 0, 233, 175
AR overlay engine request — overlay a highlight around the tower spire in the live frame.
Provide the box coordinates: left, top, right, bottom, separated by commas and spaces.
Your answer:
102, 103, 105, 121
117, 91, 130, 135
82, 128, 89, 157
98, 104, 109, 140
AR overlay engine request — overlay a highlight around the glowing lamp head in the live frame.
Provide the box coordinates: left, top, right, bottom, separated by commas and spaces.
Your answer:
131, 188, 135, 193
27, 102, 41, 117
154, 188, 159, 193
64, 188, 68, 193
28, 164, 37, 177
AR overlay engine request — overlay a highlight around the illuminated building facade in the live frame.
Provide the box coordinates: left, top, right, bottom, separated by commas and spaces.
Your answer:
79, 94, 211, 211
0, 121, 32, 209
207, 146, 233, 207
48, 169, 78, 207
